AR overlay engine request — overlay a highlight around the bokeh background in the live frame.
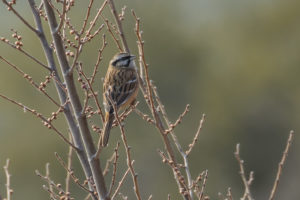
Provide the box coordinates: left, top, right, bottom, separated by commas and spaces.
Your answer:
0, 0, 299, 199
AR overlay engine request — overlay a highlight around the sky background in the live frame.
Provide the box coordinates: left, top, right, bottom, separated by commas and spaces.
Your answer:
0, 0, 299, 199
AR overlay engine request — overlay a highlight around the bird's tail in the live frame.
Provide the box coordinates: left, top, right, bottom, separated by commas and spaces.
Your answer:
101, 113, 114, 146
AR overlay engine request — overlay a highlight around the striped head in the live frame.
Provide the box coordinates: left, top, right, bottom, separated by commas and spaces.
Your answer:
110, 52, 136, 69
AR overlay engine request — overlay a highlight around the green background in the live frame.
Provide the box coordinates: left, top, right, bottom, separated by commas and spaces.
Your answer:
0, 0, 299, 199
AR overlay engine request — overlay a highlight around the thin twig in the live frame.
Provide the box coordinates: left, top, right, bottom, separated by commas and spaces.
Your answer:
164, 104, 191, 134
0, 56, 60, 107
85, 0, 108, 37
55, 152, 93, 194
0, 38, 51, 71
108, 0, 130, 53
0, 93, 77, 149
111, 163, 132, 200
186, 114, 206, 156
226, 188, 233, 200
234, 144, 253, 200
65, 132, 73, 194
54, 0, 67, 34
79, 0, 94, 35
199, 170, 208, 200
78, 63, 105, 122
108, 95, 142, 200
4, 159, 12, 200
269, 130, 294, 200
90, 34, 107, 85
45, 163, 54, 199
132, 10, 191, 199
42, 1, 108, 198
108, 142, 121, 197
2, 0, 37, 33
101, 15, 123, 52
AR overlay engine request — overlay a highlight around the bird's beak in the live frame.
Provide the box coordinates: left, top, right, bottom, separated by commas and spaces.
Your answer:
129, 55, 136, 60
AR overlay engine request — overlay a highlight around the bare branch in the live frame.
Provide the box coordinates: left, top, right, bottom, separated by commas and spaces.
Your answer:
111, 163, 132, 200
186, 114, 206, 156
78, 63, 105, 122
108, 142, 121, 197
269, 130, 295, 200
0, 37, 51, 71
65, 133, 73, 194
132, 10, 191, 199
0, 93, 77, 149
2, 0, 37, 33
90, 34, 107, 85
108, 0, 130, 53
85, 0, 108, 37
54, 0, 67, 34
107, 95, 142, 200
45, 163, 54, 199
198, 170, 208, 200
27, 2, 96, 194
42, 1, 108, 198
55, 152, 93, 194
4, 159, 12, 200
234, 144, 253, 200
0, 56, 60, 107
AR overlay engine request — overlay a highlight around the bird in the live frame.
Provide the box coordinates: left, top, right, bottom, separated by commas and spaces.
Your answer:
101, 52, 139, 146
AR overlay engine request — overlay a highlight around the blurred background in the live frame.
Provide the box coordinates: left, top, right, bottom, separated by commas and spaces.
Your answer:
0, 0, 299, 199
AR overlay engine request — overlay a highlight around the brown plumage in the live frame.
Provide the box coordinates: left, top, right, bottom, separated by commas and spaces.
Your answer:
101, 53, 139, 146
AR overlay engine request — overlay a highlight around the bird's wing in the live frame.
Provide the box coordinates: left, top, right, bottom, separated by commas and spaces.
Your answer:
103, 69, 138, 114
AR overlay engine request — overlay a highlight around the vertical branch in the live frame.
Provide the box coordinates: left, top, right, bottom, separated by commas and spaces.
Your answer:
132, 10, 191, 199
66, 133, 74, 194
42, 0, 108, 199
4, 159, 12, 200
108, 0, 130, 53
27, 1, 97, 198
108, 96, 142, 200
45, 163, 54, 199
234, 144, 253, 200
269, 131, 294, 200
